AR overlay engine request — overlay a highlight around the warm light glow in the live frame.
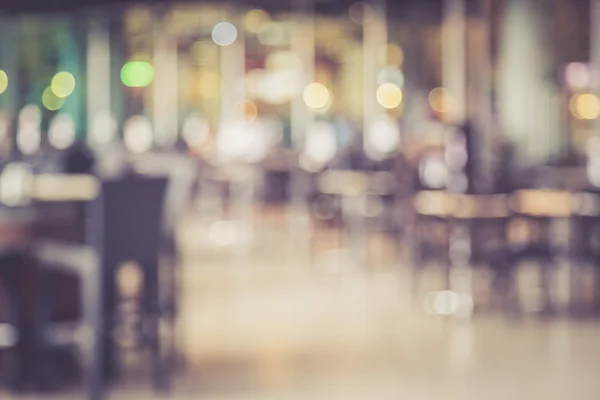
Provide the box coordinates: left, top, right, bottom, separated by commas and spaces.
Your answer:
212, 22, 238, 46
303, 83, 331, 110
121, 61, 154, 88
0, 70, 8, 95
51, 72, 75, 98
379, 44, 404, 67
48, 113, 76, 150
198, 72, 221, 99
349, 1, 374, 25
234, 99, 258, 121
42, 87, 66, 111
570, 93, 600, 120
258, 22, 290, 46
429, 87, 453, 113
376, 83, 403, 109
244, 9, 271, 34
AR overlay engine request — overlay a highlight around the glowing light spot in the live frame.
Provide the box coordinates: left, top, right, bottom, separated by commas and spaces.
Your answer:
379, 44, 404, 67
244, 9, 271, 34
366, 116, 401, 160
48, 113, 76, 149
91, 112, 118, 145
182, 113, 210, 148
124, 115, 153, 153
234, 99, 258, 121
0, 70, 8, 95
304, 122, 337, 164
570, 93, 600, 120
42, 87, 66, 111
51, 72, 75, 98
303, 83, 331, 110
565, 62, 590, 89
376, 83, 403, 109
258, 70, 301, 104
121, 61, 154, 88
198, 72, 221, 99
429, 87, 453, 114
265, 51, 302, 70
212, 22, 237, 46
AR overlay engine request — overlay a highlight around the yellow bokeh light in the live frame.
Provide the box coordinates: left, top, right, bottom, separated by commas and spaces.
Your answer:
198, 72, 221, 99
570, 93, 600, 120
235, 99, 259, 121
303, 83, 331, 110
0, 70, 7, 95
51, 72, 75, 98
429, 87, 453, 113
379, 44, 404, 67
42, 87, 66, 111
376, 83, 403, 109
244, 9, 271, 34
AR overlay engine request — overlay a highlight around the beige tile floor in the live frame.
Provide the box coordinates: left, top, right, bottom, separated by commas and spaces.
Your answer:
7, 207, 600, 399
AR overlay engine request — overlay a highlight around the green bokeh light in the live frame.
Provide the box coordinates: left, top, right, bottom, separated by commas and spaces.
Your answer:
42, 87, 66, 111
121, 61, 155, 88
0, 70, 8, 95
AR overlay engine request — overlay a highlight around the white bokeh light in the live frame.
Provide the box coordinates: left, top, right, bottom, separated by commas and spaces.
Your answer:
304, 122, 338, 165
49, 113, 76, 150
366, 116, 400, 160
216, 120, 269, 163
91, 112, 118, 145
124, 115, 153, 154
182, 113, 210, 148
212, 22, 238, 46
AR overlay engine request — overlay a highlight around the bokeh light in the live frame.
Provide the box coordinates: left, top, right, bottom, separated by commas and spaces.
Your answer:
378, 44, 404, 67
367, 116, 401, 159
198, 72, 221, 99
48, 113, 76, 150
91, 112, 118, 145
0, 70, 8, 95
50, 72, 76, 98
234, 99, 259, 121
124, 115, 153, 153
376, 83, 403, 109
565, 62, 590, 89
429, 87, 453, 113
244, 9, 271, 34
304, 122, 338, 164
212, 22, 238, 46
42, 87, 66, 111
182, 113, 210, 148
303, 83, 332, 110
121, 61, 155, 87
570, 93, 600, 120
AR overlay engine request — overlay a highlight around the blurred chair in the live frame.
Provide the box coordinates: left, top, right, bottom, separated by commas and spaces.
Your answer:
34, 241, 102, 400
36, 175, 169, 393
99, 176, 169, 390
0, 251, 27, 390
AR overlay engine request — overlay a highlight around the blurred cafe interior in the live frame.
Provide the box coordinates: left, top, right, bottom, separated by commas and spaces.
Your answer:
1, 0, 600, 398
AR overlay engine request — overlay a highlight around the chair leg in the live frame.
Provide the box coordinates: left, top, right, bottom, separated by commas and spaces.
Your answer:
145, 262, 167, 392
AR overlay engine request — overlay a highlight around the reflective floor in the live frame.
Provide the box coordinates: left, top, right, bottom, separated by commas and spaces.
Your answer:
9, 206, 600, 399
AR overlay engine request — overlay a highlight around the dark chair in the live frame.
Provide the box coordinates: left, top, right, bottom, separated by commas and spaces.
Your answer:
34, 241, 102, 400
99, 176, 169, 390
37, 176, 169, 394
